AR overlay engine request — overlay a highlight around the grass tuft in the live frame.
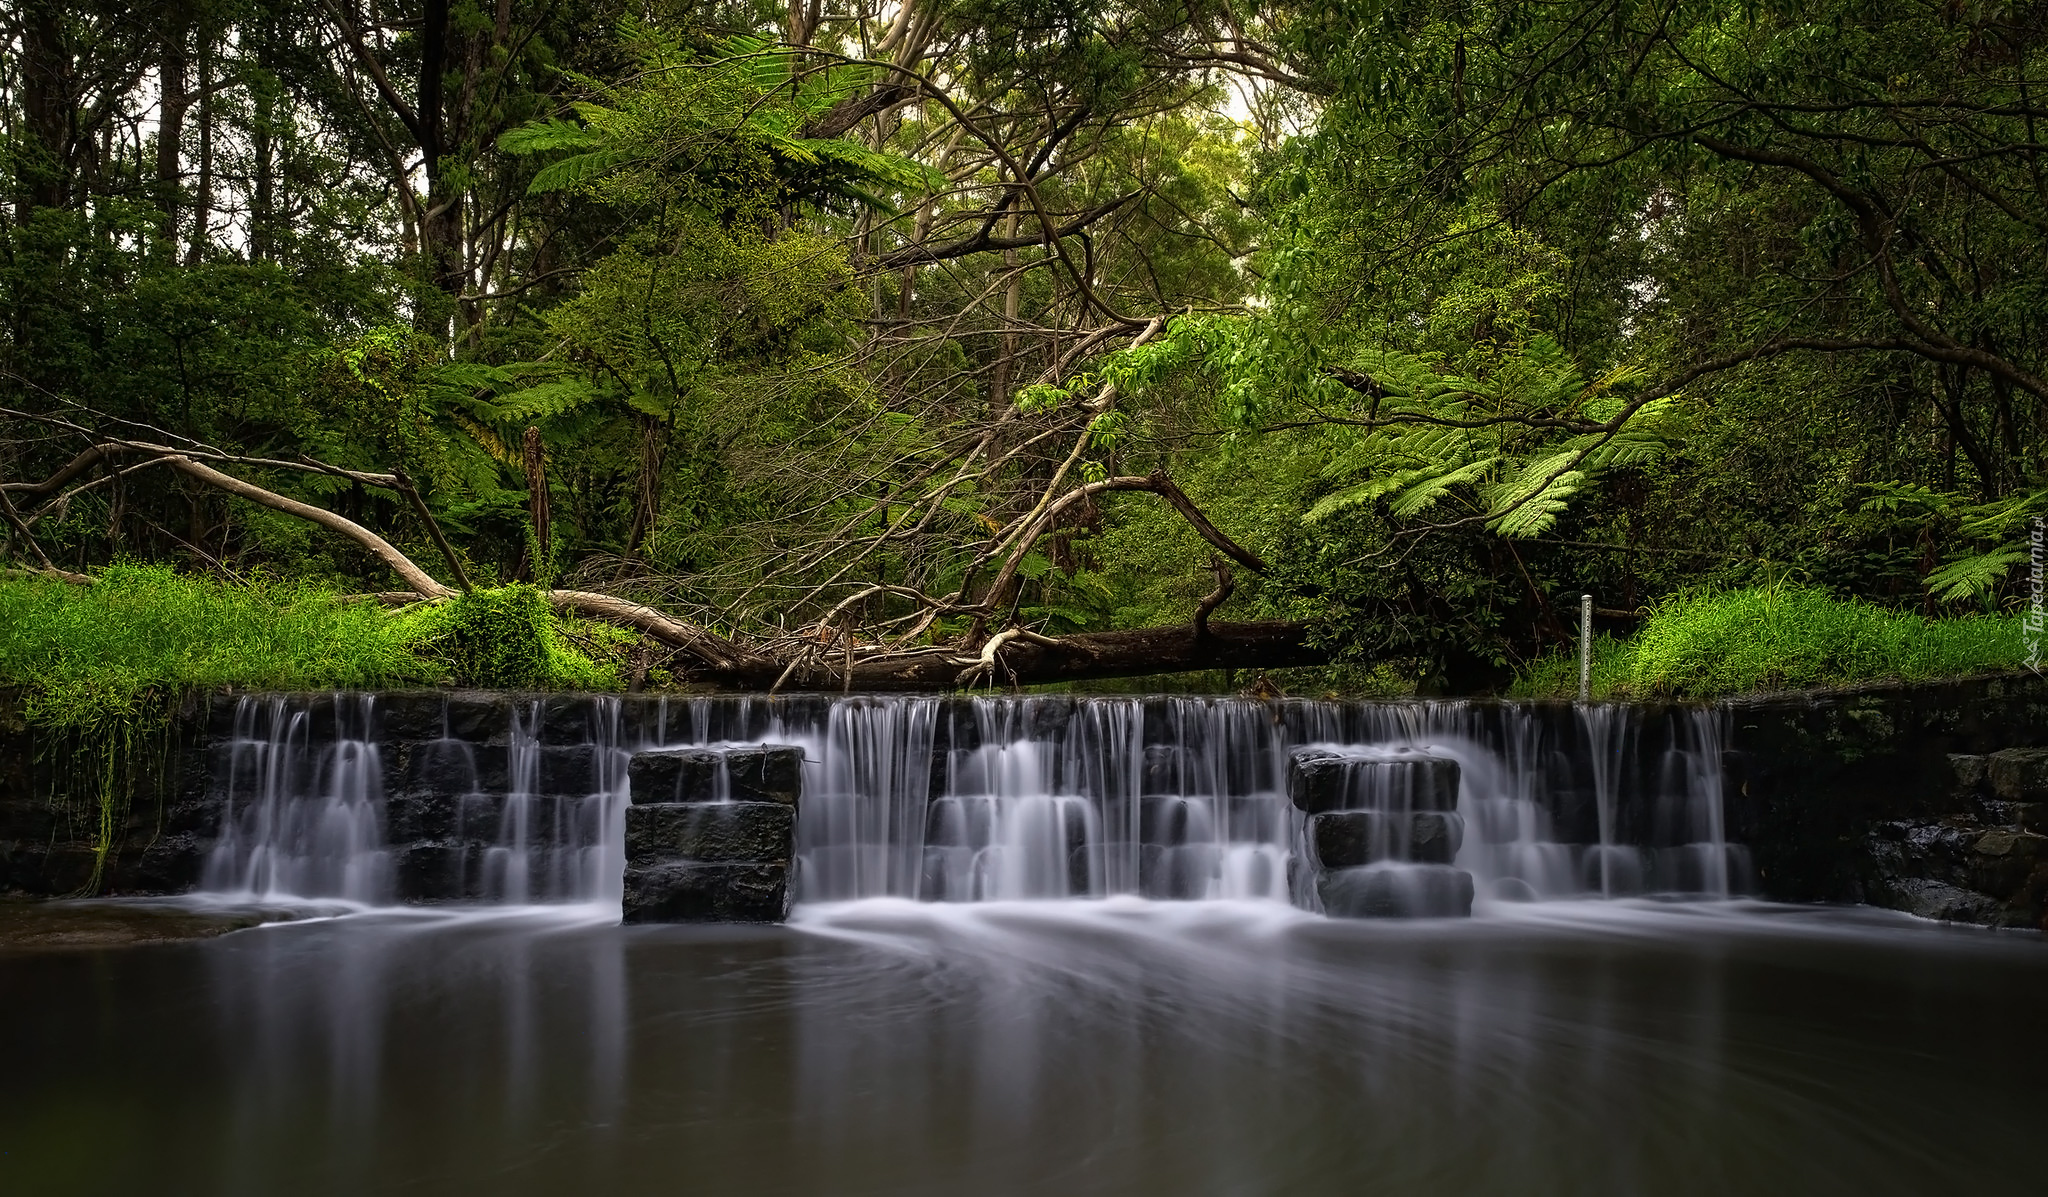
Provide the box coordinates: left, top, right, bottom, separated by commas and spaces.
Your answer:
1512, 587, 2029, 700
0, 566, 620, 729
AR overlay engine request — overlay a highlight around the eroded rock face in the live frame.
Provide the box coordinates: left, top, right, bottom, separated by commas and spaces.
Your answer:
1720, 675, 2048, 930
1861, 753, 2048, 929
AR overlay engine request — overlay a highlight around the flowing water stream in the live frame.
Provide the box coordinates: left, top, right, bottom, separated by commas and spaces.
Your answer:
194, 692, 1749, 910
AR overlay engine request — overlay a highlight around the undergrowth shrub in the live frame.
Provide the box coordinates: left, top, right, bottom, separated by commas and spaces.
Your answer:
1513, 587, 2028, 699
404, 584, 619, 690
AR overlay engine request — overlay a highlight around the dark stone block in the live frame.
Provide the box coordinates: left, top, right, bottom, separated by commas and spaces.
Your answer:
724, 746, 804, 803
128, 835, 207, 892
440, 695, 505, 744
1410, 812, 1465, 864
382, 788, 446, 843
537, 745, 598, 795
375, 693, 449, 744
1948, 753, 1990, 799
391, 843, 474, 902
629, 749, 720, 804
210, 740, 276, 802
1140, 794, 1217, 845
203, 694, 246, 740
1987, 748, 2048, 801
628, 745, 802, 805
408, 739, 481, 795
1310, 811, 1461, 867
625, 802, 795, 864
1139, 843, 1218, 898
539, 697, 610, 745
1287, 748, 1460, 814
1310, 811, 1400, 868
1317, 864, 1474, 918
1225, 795, 1286, 842
1872, 876, 2008, 924
1142, 744, 1186, 792
622, 862, 790, 923
924, 795, 996, 849
1066, 844, 1099, 896
453, 791, 505, 838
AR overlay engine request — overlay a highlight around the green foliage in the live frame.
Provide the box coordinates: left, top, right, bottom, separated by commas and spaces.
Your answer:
502, 25, 942, 217
1513, 589, 2029, 700
0, 566, 439, 729
9, 1, 2048, 700
0, 570, 624, 735
405, 585, 620, 691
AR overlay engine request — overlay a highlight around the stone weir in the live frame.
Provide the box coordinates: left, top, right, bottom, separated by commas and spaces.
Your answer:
0, 677, 2043, 928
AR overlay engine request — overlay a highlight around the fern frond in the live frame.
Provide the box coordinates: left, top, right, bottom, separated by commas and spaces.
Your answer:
1485, 451, 1587, 538
1387, 456, 1498, 518
1926, 549, 2026, 601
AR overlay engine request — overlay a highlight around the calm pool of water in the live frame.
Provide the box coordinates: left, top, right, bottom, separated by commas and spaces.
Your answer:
2, 900, 2043, 1196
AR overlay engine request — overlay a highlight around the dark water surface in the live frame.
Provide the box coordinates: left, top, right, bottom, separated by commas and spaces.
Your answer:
2, 900, 2043, 1197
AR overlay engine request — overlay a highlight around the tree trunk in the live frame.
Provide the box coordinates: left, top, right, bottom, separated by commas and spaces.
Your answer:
250, 16, 277, 261
16, 3, 72, 218
185, 31, 213, 265
676, 621, 1326, 691
156, 6, 191, 246
417, 0, 469, 327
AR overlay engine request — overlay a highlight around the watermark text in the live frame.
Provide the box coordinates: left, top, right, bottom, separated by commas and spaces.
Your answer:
2029, 516, 2044, 674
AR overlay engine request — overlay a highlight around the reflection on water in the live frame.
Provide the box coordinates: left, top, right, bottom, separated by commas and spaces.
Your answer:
1, 902, 2044, 1196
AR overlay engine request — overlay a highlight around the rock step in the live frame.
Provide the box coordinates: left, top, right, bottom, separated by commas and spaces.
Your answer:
1310, 810, 1464, 867
1286, 747, 1461, 814
622, 862, 790, 923
1318, 864, 1475, 918
625, 802, 795, 865
627, 745, 803, 805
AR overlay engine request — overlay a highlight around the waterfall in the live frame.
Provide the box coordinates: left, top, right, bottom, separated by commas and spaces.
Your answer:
201, 694, 393, 903
197, 693, 1749, 910
201, 693, 627, 906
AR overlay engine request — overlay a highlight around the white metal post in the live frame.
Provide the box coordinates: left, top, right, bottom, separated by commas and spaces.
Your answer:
1578, 593, 1593, 703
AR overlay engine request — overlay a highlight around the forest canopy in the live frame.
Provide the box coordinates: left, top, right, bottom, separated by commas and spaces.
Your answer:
2, 0, 2043, 695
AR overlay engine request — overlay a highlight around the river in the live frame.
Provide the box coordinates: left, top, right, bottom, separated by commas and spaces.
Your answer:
3, 897, 2043, 1196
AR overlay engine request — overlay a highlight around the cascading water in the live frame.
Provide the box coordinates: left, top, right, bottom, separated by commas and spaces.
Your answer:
201, 693, 627, 906
627, 694, 1747, 907
202, 694, 394, 902
196, 693, 1749, 911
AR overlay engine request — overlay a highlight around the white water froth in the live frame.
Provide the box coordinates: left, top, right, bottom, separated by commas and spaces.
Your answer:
198, 693, 1749, 913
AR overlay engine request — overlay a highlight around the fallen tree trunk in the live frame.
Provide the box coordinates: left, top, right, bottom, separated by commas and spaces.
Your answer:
668, 620, 1327, 691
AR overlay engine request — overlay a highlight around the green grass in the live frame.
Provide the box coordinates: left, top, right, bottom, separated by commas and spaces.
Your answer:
0, 566, 619, 729
1512, 587, 2031, 700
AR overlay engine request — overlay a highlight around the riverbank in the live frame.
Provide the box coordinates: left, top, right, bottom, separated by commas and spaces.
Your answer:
0, 897, 290, 952
0, 567, 620, 732
1512, 587, 2028, 700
